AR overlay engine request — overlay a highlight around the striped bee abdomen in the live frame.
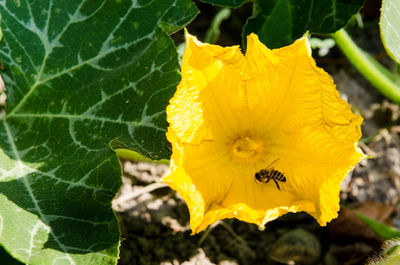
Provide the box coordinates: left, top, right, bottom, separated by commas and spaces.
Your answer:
270, 170, 286, 182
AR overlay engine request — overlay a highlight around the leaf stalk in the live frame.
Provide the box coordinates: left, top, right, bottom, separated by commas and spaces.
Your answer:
331, 29, 400, 104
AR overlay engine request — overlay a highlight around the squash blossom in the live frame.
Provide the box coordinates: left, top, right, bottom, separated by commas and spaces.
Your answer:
161, 32, 365, 234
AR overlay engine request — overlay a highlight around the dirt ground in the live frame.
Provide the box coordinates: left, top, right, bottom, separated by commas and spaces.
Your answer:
113, 1, 400, 264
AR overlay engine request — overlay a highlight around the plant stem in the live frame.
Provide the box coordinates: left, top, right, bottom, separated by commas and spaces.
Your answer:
331, 29, 400, 104
116, 149, 169, 165
115, 182, 168, 204
198, 223, 217, 246
204, 8, 231, 44
220, 222, 249, 248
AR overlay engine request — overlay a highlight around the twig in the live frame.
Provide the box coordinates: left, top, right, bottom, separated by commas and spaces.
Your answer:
116, 182, 168, 205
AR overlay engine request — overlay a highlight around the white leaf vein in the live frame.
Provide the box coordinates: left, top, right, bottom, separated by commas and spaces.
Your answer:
3, 121, 76, 265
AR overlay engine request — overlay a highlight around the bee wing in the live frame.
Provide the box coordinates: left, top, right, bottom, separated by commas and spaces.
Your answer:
265, 157, 280, 170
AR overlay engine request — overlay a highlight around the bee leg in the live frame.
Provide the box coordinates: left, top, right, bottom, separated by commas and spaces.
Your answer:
273, 179, 281, 191
265, 178, 270, 184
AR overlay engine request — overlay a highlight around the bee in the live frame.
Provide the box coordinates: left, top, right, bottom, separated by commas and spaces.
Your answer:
255, 158, 286, 191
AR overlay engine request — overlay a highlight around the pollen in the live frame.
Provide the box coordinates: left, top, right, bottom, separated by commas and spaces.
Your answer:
231, 136, 263, 163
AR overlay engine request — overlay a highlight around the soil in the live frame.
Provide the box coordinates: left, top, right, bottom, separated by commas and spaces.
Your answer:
114, 1, 400, 264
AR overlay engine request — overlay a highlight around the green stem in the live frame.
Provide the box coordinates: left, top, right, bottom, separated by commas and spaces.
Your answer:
204, 8, 231, 44
331, 29, 400, 104
116, 149, 169, 165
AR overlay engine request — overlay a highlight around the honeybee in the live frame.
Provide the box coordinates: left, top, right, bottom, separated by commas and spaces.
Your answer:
255, 158, 286, 191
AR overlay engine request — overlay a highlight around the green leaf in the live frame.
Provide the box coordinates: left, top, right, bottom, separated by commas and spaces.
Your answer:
0, 0, 197, 264
0, 246, 24, 265
244, 0, 364, 49
380, 0, 400, 64
356, 212, 400, 240
200, 0, 248, 8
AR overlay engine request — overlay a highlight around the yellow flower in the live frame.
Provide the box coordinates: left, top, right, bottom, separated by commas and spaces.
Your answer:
161, 32, 365, 234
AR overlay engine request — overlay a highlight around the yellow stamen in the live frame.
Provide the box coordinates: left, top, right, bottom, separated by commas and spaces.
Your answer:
231, 136, 263, 163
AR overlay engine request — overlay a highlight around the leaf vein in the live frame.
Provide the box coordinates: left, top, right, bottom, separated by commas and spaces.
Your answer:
8, 113, 166, 131
3, 121, 76, 265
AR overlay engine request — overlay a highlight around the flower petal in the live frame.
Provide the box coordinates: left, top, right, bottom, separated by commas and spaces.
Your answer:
244, 34, 364, 224
162, 130, 233, 232
164, 32, 364, 233
167, 33, 244, 144
195, 170, 316, 233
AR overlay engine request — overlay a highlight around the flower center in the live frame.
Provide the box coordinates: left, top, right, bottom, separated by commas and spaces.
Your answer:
231, 136, 263, 163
